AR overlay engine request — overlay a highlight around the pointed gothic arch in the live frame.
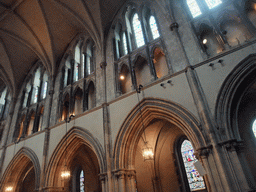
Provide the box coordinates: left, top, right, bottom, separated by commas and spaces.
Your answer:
0, 147, 41, 192
45, 127, 105, 189
114, 97, 207, 170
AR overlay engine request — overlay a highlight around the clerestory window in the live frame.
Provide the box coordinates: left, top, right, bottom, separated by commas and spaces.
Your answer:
149, 16, 160, 39
205, 0, 222, 9
132, 13, 145, 48
187, 0, 202, 18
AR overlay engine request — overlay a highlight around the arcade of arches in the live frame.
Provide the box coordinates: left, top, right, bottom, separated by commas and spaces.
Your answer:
1, 0, 256, 192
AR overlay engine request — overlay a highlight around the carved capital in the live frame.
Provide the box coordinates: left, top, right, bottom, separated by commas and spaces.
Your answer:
99, 173, 107, 181
219, 139, 243, 152
195, 145, 213, 159
127, 170, 136, 179
114, 170, 126, 179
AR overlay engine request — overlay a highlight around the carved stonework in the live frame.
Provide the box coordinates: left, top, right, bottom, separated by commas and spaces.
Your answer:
195, 145, 213, 159
219, 139, 244, 152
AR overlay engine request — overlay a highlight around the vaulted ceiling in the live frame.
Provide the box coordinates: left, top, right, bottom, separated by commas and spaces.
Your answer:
0, 0, 127, 96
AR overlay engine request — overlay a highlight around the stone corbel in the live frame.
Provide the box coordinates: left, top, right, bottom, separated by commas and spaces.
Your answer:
195, 145, 213, 160
219, 139, 244, 152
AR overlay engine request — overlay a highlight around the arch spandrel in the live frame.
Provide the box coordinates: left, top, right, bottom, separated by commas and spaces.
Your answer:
45, 127, 105, 188
113, 98, 208, 170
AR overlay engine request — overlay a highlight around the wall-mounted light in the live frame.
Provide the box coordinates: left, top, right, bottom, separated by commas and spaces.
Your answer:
203, 39, 207, 44
120, 75, 125, 80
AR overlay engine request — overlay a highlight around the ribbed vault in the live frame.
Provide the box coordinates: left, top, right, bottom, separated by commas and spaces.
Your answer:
0, 0, 127, 97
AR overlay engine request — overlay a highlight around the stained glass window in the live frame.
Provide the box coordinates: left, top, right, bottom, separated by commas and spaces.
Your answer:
132, 13, 145, 48
41, 73, 48, 100
181, 140, 206, 191
33, 87, 39, 103
42, 82, 47, 99
187, 0, 202, 18
0, 87, 7, 115
123, 32, 128, 55
86, 44, 93, 75
82, 53, 85, 78
149, 16, 160, 39
32, 69, 41, 104
205, 0, 222, 9
253, 120, 256, 138
74, 63, 79, 82
80, 170, 85, 192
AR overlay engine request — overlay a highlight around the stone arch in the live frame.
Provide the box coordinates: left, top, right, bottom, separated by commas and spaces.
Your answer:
45, 127, 105, 188
215, 53, 256, 189
114, 97, 207, 170
0, 147, 41, 192
215, 54, 256, 141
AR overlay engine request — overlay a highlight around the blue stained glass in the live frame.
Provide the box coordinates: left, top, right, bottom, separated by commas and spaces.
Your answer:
187, 0, 202, 18
181, 140, 206, 191
253, 120, 256, 138
132, 13, 145, 48
205, 0, 222, 9
149, 16, 160, 39
80, 170, 85, 192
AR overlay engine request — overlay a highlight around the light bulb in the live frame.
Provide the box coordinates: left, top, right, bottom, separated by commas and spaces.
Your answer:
203, 39, 207, 44
120, 75, 125, 80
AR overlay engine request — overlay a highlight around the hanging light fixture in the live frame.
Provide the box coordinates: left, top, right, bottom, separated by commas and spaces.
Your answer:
5, 186, 13, 192
61, 114, 74, 179
142, 142, 154, 161
136, 85, 154, 161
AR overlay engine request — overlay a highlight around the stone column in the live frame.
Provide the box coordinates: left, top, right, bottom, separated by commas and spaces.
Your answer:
101, 62, 113, 192
127, 170, 136, 192
100, 174, 107, 192
40, 77, 54, 190
0, 97, 17, 177
115, 170, 126, 192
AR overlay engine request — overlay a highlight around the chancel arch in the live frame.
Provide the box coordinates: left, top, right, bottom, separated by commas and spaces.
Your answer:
44, 127, 105, 191
113, 98, 209, 192
0, 147, 41, 192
